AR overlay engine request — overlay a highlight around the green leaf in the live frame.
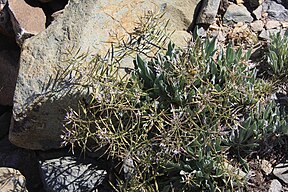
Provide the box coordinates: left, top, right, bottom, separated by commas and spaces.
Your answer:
166, 41, 175, 57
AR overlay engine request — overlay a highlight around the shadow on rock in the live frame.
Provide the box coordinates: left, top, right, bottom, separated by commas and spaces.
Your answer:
38, 149, 110, 192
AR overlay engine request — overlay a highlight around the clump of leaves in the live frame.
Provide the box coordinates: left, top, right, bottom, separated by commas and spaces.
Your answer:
267, 32, 288, 77
59, 12, 288, 192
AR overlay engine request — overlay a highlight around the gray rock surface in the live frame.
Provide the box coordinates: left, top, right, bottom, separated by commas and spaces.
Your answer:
271, 0, 288, 9
224, 4, 253, 24
263, 1, 288, 21
273, 162, 288, 184
269, 179, 283, 192
40, 156, 107, 192
266, 20, 281, 29
250, 20, 264, 31
0, 167, 28, 192
253, 4, 263, 20
10, 0, 200, 150
196, 0, 221, 25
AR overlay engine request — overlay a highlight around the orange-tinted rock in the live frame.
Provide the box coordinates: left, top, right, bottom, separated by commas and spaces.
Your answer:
8, 0, 45, 34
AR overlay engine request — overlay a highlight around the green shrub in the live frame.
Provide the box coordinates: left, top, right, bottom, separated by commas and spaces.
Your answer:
267, 32, 288, 76
59, 13, 288, 192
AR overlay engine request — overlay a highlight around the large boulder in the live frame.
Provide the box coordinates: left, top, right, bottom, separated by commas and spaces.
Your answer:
10, 0, 201, 150
196, 0, 221, 25
223, 4, 254, 24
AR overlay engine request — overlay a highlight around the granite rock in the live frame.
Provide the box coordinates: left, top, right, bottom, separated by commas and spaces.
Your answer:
266, 20, 281, 29
224, 4, 253, 24
40, 156, 107, 191
269, 179, 283, 192
196, 0, 221, 25
273, 162, 288, 184
263, 1, 288, 21
250, 20, 264, 31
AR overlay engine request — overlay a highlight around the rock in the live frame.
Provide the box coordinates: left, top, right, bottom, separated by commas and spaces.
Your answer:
281, 21, 288, 28
10, 0, 201, 150
250, 20, 264, 32
253, 4, 263, 20
273, 162, 288, 184
196, 0, 221, 25
269, 179, 283, 192
223, 4, 254, 24
8, 0, 45, 34
263, 1, 288, 21
236, 0, 244, 5
218, 0, 229, 16
0, 1, 35, 46
40, 156, 107, 191
0, 167, 28, 192
266, 20, 281, 29
0, 137, 43, 191
270, 0, 288, 9
233, 22, 248, 33
23, 0, 68, 27
260, 159, 273, 175
170, 30, 192, 48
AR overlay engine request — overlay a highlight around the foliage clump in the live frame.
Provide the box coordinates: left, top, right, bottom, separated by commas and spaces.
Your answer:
267, 32, 288, 77
59, 13, 288, 191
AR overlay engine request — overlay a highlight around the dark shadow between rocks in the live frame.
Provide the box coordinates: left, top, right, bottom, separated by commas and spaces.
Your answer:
0, 38, 18, 108
187, 0, 204, 32
0, 136, 43, 192
0, 2, 21, 107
